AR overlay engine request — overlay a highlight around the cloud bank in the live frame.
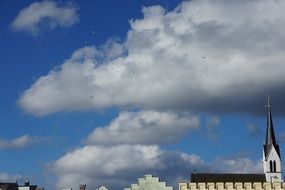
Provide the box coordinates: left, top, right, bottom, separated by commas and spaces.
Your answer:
18, 0, 285, 116
53, 144, 262, 190
51, 109, 261, 190
11, 0, 79, 35
86, 111, 199, 145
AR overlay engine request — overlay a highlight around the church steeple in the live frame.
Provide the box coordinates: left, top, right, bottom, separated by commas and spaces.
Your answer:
263, 96, 282, 182
264, 96, 280, 158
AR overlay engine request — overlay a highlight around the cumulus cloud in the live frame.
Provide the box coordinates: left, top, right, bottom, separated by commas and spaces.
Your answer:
11, 0, 79, 35
50, 108, 261, 190
53, 110, 200, 189
86, 111, 199, 145
52, 144, 262, 190
0, 135, 45, 150
18, 0, 285, 116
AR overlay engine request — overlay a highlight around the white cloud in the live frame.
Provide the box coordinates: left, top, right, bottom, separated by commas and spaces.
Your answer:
52, 144, 262, 190
52, 144, 204, 189
210, 156, 262, 173
52, 110, 200, 189
54, 145, 163, 177
0, 135, 45, 149
19, 0, 285, 116
11, 0, 79, 35
86, 110, 199, 145
0, 173, 19, 182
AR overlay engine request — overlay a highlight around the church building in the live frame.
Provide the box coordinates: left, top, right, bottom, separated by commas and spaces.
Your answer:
179, 97, 284, 190
263, 97, 282, 182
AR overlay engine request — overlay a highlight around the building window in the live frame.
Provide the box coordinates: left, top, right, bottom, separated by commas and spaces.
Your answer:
270, 160, 273, 172
273, 161, 277, 172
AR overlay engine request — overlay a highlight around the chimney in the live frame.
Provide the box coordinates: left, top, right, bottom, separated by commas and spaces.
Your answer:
80, 185, 86, 190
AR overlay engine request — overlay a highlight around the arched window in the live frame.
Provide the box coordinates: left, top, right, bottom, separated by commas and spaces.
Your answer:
273, 161, 277, 172
270, 160, 273, 172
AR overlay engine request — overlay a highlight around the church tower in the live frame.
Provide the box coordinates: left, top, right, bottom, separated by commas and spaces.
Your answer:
263, 96, 282, 182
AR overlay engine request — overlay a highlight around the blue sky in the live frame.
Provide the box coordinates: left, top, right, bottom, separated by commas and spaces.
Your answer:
1, 0, 285, 190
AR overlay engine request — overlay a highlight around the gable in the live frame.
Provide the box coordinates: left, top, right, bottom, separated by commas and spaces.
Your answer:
264, 144, 280, 161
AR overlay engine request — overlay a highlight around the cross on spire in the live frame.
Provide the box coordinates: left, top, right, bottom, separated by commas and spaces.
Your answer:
266, 96, 271, 109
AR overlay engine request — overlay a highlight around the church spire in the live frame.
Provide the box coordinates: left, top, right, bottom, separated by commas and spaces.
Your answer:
263, 96, 282, 182
265, 96, 277, 148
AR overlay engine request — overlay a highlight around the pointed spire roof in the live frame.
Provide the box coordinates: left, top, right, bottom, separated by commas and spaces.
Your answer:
265, 96, 277, 145
264, 96, 281, 159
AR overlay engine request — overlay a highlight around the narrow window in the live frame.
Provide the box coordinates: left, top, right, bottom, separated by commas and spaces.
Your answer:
273, 161, 277, 172
270, 160, 273, 172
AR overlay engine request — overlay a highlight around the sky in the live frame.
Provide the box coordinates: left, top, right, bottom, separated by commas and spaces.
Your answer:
1, 0, 285, 190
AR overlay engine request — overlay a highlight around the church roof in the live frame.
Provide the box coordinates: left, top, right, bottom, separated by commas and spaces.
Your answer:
264, 96, 281, 159
191, 173, 266, 183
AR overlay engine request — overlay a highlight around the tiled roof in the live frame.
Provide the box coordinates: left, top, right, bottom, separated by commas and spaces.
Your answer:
191, 173, 266, 183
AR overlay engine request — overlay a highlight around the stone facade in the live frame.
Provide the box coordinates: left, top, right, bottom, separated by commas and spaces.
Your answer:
179, 182, 285, 190
125, 175, 173, 190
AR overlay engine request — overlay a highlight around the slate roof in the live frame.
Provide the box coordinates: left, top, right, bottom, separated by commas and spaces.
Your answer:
191, 173, 266, 183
